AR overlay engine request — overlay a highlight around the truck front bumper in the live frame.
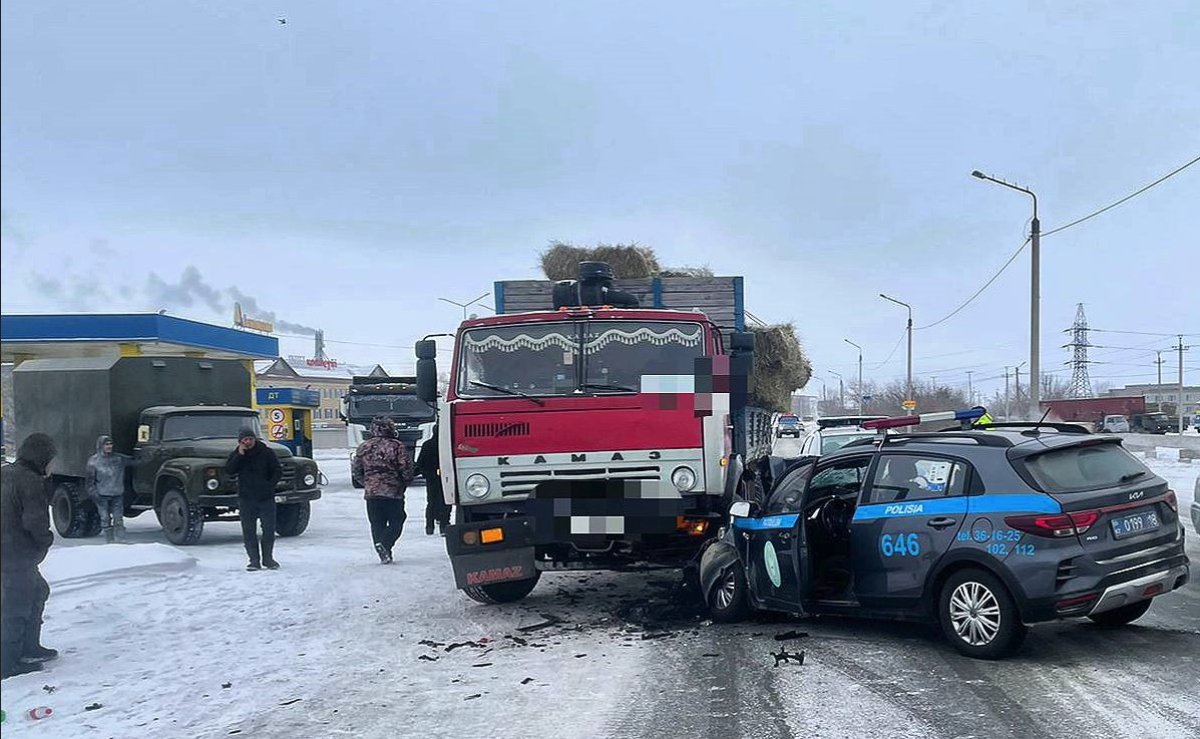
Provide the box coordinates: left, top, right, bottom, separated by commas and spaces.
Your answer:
198, 489, 322, 507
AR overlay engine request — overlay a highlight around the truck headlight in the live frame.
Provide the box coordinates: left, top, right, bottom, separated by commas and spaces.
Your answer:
205, 478, 221, 491
303, 473, 316, 487
464, 474, 491, 499
671, 466, 697, 492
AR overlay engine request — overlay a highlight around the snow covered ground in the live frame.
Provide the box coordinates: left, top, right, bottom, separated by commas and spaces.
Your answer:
1, 451, 1198, 738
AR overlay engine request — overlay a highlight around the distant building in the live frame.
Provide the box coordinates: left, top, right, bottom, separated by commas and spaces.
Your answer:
790, 393, 818, 419
256, 357, 388, 427
1104, 383, 1200, 419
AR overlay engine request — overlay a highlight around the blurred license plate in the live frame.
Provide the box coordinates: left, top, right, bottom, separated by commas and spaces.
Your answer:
1110, 510, 1160, 539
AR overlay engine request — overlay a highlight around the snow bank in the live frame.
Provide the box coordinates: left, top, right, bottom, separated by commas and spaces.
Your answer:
41, 543, 197, 593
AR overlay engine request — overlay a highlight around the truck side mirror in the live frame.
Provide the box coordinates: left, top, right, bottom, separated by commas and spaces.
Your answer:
730, 331, 756, 353
415, 340, 439, 404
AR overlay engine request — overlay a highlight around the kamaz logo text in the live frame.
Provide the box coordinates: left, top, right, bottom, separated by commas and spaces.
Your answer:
497, 451, 662, 465
465, 565, 526, 585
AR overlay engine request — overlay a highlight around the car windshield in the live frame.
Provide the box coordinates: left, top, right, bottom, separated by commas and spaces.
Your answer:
458, 320, 706, 397
821, 432, 876, 454
161, 414, 260, 441
1022, 442, 1152, 492
346, 395, 434, 422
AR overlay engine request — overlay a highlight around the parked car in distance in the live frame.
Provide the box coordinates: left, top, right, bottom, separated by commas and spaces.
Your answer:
1101, 414, 1130, 433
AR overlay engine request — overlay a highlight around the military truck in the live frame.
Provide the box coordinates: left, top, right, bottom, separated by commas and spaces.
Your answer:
12, 356, 322, 545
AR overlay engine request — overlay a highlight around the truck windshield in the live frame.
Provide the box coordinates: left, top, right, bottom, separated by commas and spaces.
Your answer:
161, 414, 260, 441
458, 320, 706, 398
346, 395, 434, 421
583, 321, 705, 391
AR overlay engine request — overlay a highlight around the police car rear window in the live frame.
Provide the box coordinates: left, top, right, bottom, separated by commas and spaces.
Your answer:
1021, 443, 1149, 493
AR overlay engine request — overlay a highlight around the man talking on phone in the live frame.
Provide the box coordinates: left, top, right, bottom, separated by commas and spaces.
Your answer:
226, 427, 283, 571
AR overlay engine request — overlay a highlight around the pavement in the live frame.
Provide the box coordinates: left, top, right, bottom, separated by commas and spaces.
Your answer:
1, 446, 1196, 738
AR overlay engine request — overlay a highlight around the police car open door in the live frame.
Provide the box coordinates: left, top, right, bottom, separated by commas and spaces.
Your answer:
735, 461, 815, 612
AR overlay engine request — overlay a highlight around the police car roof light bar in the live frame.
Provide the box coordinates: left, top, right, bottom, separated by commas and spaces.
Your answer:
863, 407, 987, 431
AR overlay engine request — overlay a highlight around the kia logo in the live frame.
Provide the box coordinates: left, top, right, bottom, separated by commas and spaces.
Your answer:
1129, 490, 1144, 500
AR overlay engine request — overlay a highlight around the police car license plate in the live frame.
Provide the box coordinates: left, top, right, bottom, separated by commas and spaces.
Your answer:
1110, 510, 1160, 539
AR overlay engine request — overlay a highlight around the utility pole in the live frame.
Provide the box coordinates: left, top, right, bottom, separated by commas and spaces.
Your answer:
1155, 351, 1164, 386
966, 371, 974, 405
830, 371, 845, 412
972, 170, 1040, 418
1014, 364, 1023, 417
880, 294, 914, 413
844, 339, 864, 415
438, 292, 491, 321
1004, 367, 1011, 420
1176, 335, 1191, 435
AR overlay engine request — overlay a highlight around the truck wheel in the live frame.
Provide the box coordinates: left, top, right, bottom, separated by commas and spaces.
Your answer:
463, 572, 541, 604
709, 563, 749, 623
159, 486, 205, 545
275, 502, 311, 537
1087, 599, 1153, 627
938, 568, 1026, 659
51, 481, 99, 538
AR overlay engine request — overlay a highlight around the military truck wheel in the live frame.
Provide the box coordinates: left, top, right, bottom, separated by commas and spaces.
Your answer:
463, 571, 542, 604
159, 487, 205, 545
275, 502, 311, 537
51, 481, 99, 538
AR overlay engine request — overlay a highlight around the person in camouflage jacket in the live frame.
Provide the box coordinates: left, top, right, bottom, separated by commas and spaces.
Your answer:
352, 417, 413, 564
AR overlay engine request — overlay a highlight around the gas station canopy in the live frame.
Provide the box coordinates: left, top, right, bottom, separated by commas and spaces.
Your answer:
0, 313, 278, 362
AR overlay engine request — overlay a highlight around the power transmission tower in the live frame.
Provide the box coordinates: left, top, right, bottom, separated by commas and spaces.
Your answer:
1065, 303, 1092, 398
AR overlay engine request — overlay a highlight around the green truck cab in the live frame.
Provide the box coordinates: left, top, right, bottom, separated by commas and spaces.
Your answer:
12, 356, 321, 545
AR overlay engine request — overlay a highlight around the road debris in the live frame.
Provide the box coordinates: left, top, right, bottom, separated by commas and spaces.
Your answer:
221, 682, 232, 689
418, 654, 439, 662
279, 698, 303, 707
84, 703, 103, 711
521, 677, 534, 685
772, 648, 805, 667
517, 616, 561, 633
774, 630, 809, 641
42, 685, 56, 694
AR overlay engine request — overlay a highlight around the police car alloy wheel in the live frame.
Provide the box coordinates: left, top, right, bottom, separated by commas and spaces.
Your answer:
938, 568, 1025, 659
709, 564, 749, 623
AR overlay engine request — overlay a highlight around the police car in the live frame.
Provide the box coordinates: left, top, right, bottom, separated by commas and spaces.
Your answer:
699, 408, 1190, 659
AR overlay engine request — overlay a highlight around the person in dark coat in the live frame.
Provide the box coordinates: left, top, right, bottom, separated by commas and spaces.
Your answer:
1, 433, 58, 679
86, 435, 131, 543
226, 427, 283, 571
417, 426, 450, 536
351, 417, 413, 564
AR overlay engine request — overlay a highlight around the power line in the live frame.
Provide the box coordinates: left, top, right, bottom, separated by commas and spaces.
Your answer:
1041, 154, 1200, 237
914, 155, 1198, 331
1091, 328, 1198, 338
868, 329, 907, 370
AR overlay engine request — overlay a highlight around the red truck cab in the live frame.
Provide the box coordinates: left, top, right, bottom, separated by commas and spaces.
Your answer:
415, 300, 759, 604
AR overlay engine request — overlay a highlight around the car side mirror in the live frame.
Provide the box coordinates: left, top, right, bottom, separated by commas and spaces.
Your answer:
729, 501, 752, 518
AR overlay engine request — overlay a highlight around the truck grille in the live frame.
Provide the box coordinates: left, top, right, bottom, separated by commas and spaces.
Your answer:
276, 465, 296, 491
464, 422, 531, 438
499, 464, 661, 494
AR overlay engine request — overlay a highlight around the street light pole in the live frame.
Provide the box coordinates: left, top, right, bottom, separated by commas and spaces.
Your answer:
880, 294, 914, 412
966, 370, 974, 405
972, 170, 1040, 418
844, 339, 863, 414
829, 370, 845, 412
438, 292, 492, 321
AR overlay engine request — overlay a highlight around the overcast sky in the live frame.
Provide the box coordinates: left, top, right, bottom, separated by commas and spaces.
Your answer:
2, 1, 1197, 397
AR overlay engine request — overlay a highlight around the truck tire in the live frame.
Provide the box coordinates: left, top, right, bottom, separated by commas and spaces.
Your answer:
275, 502, 311, 537
159, 486, 205, 545
463, 571, 541, 604
51, 481, 100, 538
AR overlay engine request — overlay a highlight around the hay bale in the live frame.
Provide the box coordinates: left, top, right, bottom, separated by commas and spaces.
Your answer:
659, 265, 714, 278
540, 242, 660, 280
749, 323, 812, 413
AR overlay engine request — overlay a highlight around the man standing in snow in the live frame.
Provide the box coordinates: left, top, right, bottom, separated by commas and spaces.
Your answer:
352, 417, 413, 564
417, 425, 449, 536
86, 435, 130, 543
1, 433, 59, 679
226, 427, 283, 571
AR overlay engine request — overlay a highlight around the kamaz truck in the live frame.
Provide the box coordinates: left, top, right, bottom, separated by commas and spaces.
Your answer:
415, 262, 773, 604
12, 356, 322, 544
343, 375, 436, 487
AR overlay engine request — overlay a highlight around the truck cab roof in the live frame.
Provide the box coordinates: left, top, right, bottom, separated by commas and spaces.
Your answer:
141, 405, 257, 417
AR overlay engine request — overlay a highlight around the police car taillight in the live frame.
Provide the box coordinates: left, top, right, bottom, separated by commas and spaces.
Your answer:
1165, 490, 1178, 512
1005, 511, 1099, 538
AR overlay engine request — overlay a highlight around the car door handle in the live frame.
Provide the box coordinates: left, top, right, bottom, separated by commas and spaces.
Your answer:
926, 517, 957, 529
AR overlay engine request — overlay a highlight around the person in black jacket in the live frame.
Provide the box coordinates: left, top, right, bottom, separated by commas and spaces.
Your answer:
1, 433, 58, 679
226, 427, 283, 571
417, 427, 450, 536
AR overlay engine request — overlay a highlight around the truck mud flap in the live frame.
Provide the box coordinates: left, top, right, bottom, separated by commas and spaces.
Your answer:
447, 516, 539, 589
452, 547, 538, 590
